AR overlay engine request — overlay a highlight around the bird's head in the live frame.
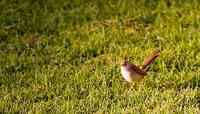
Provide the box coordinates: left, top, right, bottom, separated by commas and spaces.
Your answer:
120, 60, 130, 67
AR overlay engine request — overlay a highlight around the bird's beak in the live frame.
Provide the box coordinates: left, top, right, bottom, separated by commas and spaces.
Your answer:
120, 61, 125, 66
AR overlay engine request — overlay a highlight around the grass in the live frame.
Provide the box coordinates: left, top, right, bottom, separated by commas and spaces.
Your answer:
0, 0, 200, 113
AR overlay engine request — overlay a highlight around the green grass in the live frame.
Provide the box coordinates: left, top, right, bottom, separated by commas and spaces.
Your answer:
0, 0, 200, 113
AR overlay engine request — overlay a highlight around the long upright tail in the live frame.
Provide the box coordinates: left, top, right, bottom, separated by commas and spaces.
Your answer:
140, 49, 159, 70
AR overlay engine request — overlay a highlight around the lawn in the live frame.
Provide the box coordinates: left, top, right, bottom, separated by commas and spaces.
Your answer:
0, 0, 200, 113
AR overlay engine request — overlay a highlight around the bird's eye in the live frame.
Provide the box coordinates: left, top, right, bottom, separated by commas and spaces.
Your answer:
120, 60, 128, 66
124, 61, 127, 66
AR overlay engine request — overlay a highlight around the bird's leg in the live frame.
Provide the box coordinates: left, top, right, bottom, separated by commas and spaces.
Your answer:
128, 83, 135, 92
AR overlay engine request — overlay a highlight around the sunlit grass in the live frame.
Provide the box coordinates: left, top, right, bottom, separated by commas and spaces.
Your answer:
0, 0, 200, 113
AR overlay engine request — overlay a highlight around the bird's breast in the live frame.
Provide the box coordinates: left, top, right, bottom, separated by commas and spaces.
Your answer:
120, 67, 144, 83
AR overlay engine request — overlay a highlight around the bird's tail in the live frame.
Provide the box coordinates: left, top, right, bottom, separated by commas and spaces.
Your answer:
140, 49, 159, 71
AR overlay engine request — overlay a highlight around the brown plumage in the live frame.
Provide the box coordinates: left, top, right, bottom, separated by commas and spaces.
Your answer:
140, 49, 159, 70
120, 49, 159, 83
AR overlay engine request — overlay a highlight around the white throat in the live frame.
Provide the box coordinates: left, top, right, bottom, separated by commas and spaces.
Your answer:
120, 66, 132, 82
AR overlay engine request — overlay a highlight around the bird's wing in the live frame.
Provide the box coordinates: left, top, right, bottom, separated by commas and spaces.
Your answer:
129, 63, 147, 75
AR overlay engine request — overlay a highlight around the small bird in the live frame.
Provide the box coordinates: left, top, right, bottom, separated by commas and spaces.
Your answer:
120, 49, 159, 83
